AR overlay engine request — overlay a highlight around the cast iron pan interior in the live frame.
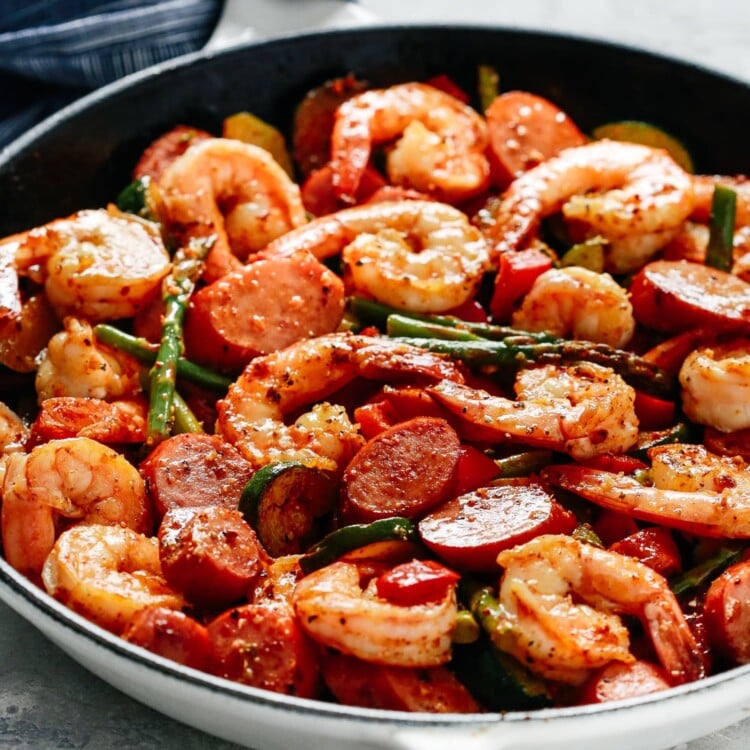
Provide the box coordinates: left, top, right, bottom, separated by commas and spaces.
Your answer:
1, 24, 749, 237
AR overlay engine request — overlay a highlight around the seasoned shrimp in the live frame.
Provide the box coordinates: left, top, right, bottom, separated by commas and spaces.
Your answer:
158, 138, 307, 281
292, 561, 457, 667
264, 200, 490, 313
42, 524, 184, 634
479, 140, 695, 261
329, 82, 491, 204
13, 208, 170, 322
494, 534, 704, 686
511, 266, 636, 348
0, 402, 28, 454
679, 339, 750, 432
0, 234, 60, 372
35, 317, 142, 403
1, 437, 152, 580
542, 443, 750, 538
428, 361, 639, 460
217, 332, 464, 471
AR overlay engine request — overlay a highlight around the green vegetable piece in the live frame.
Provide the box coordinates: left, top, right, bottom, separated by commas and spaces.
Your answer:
591, 120, 695, 173
477, 64, 500, 112
670, 544, 745, 598
559, 237, 606, 273
451, 637, 552, 711
386, 314, 482, 341
94, 324, 231, 393
350, 296, 554, 342
452, 609, 481, 645
146, 236, 214, 447
456, 579, 553, 710
239, 461, 338, 558
571, 522, 604, 547
116, 176, 156, 220
705, 184, 737, 272
171, 390, 205, 435
392, 336, 676, 399
298, 517, 418, 574
631, 422, 697, 460
493, 450, 554, 478
223, 111, 295, 177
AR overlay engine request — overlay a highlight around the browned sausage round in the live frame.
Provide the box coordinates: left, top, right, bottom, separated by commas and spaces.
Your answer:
577, 660, 670, 705
630, 260, 750, 333
319, 650, 480, 712
703, 560, 750, 666
418, 479, 577, 571
140, 432, 254, 519
184, 251, 345, 373
158, 506, 265, 609
341, 417, 461, 524
207, 602, 319, 698
485, 91, 587, 188
122, 606, 215, 672
133, 125, 212, 181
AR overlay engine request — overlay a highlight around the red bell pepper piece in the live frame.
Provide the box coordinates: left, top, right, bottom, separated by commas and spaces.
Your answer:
610, 526, 683, 578
452, 445, 500, 496
375, 559, 460, 606
489, 247, 553, 321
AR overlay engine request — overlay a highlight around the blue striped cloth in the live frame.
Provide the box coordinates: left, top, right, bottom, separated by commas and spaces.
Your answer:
0, 0, 222, 148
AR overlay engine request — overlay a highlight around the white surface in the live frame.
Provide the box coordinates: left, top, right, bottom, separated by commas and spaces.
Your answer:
2, 1, 750, 748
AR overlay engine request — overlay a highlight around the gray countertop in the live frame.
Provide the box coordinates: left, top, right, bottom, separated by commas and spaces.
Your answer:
2, 1, 750, 748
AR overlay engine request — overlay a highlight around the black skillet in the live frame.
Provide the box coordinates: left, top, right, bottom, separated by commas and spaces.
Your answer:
1, 24, 750, 750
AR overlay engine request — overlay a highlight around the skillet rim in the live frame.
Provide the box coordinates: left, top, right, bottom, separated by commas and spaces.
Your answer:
1, 20, 750, 732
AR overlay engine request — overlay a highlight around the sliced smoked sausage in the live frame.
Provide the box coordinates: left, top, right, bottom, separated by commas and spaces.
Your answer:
158, 506, 265, 608
140, 432, 254, 519
418, 479, 577, 571
703, 560, 750, 665
184, 250, 345, 373
630, 260, 750, 333
341, 417, 461, 524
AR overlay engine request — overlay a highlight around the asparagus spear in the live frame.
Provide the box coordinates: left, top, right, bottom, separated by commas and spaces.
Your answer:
355, 297, 674, 397
456, 579, 553, 708
670, 544, 745, 598
94, 324, 232, 393
146, 236, 215, 446
351, 296, 556, 342
705, 184, 737, 272
392, 333, 676, 399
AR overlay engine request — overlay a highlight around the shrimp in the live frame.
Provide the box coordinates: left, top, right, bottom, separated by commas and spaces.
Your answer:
428, 361, 639, 460
32, 396, 147, 444
0, 234, 60, 372
0, 402, 28, 455
42, 524, 184, 634
679, 339, 750, 432
493, 534, 704, 686
264, 200, 490, 313
542, 443, 750, 538
511, 266, 636, 348
158, 138, 307, 281
216, 332, 464, 472
35, 317, 142, 403
13, 208, 170, 322
1, 437, 153, 580
292, 561, 457, 667
329, 82, 491, 204
479, 140, 695, 262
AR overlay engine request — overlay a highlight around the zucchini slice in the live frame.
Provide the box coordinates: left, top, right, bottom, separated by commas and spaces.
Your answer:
591, 120, 694, 173
239, 461, 338, 557
298, 517, 419, 574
